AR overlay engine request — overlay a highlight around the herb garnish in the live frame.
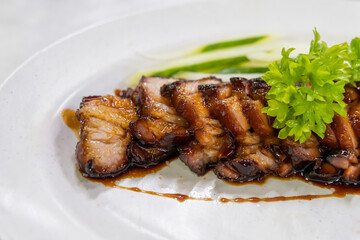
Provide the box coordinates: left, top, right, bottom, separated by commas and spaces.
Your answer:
262, 29, 360, 143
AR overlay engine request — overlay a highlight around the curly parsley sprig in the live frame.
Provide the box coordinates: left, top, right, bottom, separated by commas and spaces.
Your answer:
262, 29, 360, 143
348, 37, 360, 83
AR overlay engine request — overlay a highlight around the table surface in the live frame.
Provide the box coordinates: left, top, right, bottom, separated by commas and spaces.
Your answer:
0, 0, 195, 85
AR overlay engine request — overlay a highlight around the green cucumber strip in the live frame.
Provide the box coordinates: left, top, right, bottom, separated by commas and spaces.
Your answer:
150, 56, 249, 77
199, 35, 268, 53
215, 66, 269, 74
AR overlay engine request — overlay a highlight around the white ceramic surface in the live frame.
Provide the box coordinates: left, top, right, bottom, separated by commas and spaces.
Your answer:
1, 0, 360, 239
0, 0, 195, 84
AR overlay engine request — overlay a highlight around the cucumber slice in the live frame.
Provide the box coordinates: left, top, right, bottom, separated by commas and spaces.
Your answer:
150, 56, 249, 77
199, 35, 268, 53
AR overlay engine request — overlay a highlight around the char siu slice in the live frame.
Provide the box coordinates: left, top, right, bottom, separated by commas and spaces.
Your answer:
128, 77, 193, 167
161, 77, 234, 175
200, 81, 279, 182
76, 95, 137, 178
131, 76, 191, 147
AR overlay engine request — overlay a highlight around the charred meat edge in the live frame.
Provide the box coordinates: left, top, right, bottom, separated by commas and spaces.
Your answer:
76, 95, 137, 178
161, 77, 235, 175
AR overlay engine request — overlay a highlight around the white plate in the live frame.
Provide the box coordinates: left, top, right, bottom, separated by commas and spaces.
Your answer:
1, 0, 360, 239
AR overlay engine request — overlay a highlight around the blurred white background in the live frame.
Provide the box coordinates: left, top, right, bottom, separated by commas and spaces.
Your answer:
0, 0, 196, 84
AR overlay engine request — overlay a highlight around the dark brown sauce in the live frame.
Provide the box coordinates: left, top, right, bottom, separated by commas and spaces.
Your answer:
89, 166, 360, 203
114, 89, 121, 97
98, 160, 173, 182
218, 174, 360, 203
62, 109, 80, 140
219, 194, 333, 203
86, 159, 212, 202
106, 186, 211, 202
62, 108, 360, 203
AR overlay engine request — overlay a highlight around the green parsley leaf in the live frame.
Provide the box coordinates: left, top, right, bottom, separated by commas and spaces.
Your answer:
262, 28, 360, 143
349, 37, 360, 84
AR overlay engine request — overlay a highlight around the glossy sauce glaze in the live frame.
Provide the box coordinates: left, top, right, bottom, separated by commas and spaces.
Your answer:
62, 108, 360, 203
90, 166, 360, 203
62, 109, 80, 140
219, 175, 360, 203
85, 160, 212, 202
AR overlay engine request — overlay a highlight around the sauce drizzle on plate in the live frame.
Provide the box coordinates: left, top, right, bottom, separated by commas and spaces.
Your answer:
62, 109, 80, 140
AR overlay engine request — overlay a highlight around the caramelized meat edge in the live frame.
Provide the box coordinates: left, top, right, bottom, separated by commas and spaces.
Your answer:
75, 77, 360, 185
76, 95, 137, 178
128, 76, 193, 167
130, 76, 191, 147
162, 77, 234, 175
200, 81, 281, 182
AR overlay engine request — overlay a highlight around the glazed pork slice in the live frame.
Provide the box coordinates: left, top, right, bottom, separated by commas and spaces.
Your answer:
200, 82, 279, 182
309, 90, 360, 183
348, 104, 360, 139
127, 141, 172, 167
306, 97, 360, 184
283, 84, 360, 184
303, 149, 359, 184
76, 95, 137, 178
332, 113, 358, 152
215, 145, 278, 182
230, 77, 270, 104
199, 83, 250, 139
161, 77, 234, 175
128, 76, 193, 167
320, 84, 360, 151
282, 135, 321, 170
230, 78, 360, 184
130, 76, 192, 147
317, 124, 338, 149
